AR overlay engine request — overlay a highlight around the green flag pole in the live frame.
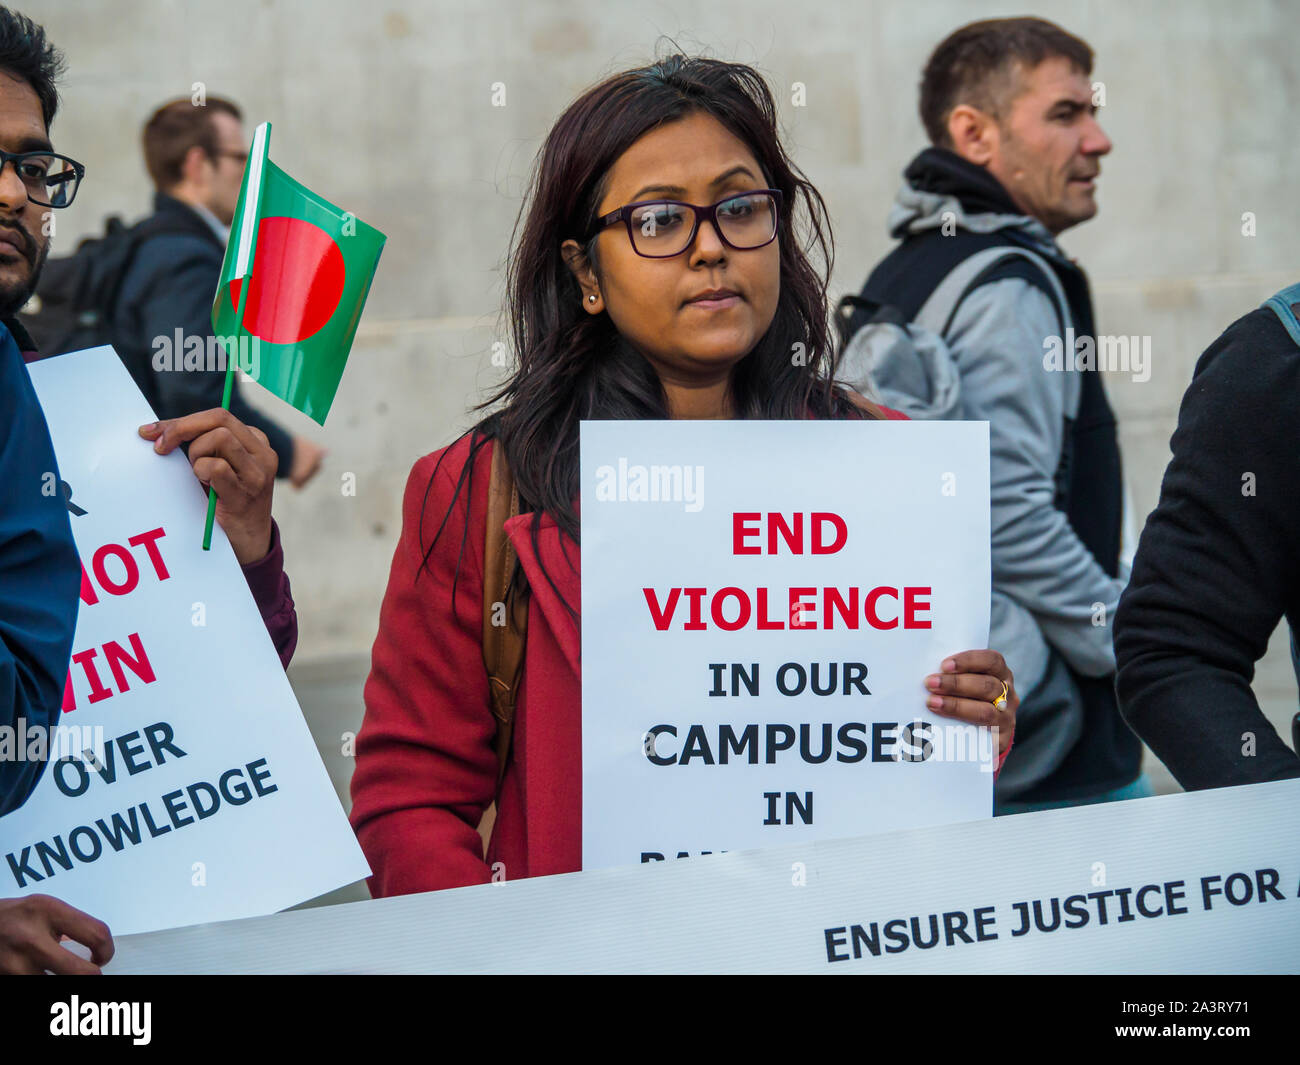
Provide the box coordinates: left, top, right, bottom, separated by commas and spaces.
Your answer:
201, 278, 250, 551
202, 121, 268, 551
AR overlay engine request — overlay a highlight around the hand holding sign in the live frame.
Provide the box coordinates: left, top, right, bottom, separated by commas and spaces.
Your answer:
0, 894, 113, 975
926, 650, 1018, 757
17, 348, 368, 936
582, 420, 1000, 870
138, 409, 277, 566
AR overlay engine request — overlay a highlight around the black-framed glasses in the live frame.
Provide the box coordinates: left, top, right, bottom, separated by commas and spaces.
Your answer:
0, 149, 84, 208
590, 188, 782, 258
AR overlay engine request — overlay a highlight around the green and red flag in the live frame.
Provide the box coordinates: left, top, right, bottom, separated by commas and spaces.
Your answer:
203, 121, 385, 548
211, 121, 385, 422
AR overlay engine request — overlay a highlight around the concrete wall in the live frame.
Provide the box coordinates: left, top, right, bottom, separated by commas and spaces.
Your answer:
37, 0, 1300, 676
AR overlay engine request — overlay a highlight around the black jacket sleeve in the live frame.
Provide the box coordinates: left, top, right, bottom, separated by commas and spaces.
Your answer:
129, 236, 295, 478
1114, 307, 1300, 789
0, 335, 81, 816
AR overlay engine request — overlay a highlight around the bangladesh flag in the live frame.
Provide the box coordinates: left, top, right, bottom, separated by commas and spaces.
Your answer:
210, 122, 385, 424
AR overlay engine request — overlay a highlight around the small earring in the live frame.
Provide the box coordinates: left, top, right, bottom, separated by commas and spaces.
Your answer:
588, 294, 598, 303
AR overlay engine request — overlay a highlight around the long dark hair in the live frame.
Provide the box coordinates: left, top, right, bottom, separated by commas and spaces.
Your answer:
421, 53, 868, 608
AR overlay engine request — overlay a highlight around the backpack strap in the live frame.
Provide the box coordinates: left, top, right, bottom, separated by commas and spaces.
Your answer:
1263, 282, 1300, 347
96, 215, 214, 342
914, 244, 1070, 340
914, 244, 1078, 511
482, 439, 529, 791
834, 294, 907, 347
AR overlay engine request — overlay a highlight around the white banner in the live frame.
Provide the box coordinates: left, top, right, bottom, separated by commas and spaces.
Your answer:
107, 779, 1300, 974
580, 420, 991, 870
3, 347, 368, 935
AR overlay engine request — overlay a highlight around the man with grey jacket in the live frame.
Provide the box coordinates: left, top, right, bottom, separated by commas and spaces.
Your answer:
840, 17, 1147, 812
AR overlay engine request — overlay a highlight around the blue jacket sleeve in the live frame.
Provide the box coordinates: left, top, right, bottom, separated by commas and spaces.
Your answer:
0, 330, 81, 816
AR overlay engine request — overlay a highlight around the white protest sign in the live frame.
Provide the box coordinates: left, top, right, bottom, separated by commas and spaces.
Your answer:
106, 779, 1300, 974
580, 420, 991, 870
1, 346, 368, 935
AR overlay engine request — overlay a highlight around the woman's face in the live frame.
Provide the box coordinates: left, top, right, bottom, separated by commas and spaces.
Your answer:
563, 111, 781, 414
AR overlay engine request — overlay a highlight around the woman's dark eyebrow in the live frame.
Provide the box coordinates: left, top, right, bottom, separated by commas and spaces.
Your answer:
10, 135, 54, 153
630, 165, 759, 202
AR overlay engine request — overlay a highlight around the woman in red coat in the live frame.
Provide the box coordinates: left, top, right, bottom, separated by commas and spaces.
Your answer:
349, 55, 1018, 897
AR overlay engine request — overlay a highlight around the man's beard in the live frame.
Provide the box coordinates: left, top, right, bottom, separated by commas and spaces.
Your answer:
0, 222, 46, 319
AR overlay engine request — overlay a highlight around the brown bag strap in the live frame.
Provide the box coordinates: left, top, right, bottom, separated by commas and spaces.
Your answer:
482, 439, 528, 792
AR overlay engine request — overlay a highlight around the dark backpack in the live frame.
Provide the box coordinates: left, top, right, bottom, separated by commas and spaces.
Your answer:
19, 214, 191, 356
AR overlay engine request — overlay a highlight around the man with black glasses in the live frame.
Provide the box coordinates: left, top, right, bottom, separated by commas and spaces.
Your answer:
0, 4, 116, 975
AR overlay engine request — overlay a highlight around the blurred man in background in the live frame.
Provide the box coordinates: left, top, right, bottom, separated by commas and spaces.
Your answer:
840, 17, 1145, 813
111, 96, 324, 487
